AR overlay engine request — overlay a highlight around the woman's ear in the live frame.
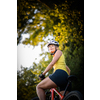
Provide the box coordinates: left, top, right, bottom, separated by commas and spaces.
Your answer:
56, 46, 59, 50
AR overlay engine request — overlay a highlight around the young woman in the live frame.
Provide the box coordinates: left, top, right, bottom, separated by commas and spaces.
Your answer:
36, 40, 71, 100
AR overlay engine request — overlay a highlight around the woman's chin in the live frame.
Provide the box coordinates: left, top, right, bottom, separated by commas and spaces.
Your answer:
50, 50, 55, 53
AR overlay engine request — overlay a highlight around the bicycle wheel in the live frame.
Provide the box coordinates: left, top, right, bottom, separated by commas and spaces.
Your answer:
63, 91, 83, 100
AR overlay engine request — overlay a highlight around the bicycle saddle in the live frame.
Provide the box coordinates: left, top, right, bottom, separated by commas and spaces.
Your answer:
67, 75, 77, 81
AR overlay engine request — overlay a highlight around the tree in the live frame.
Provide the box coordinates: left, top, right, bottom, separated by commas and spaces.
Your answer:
17, 0, 84, 47
17, 66, 38, 100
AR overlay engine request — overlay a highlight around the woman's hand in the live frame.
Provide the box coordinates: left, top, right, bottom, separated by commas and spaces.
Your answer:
39, 74, 45, 80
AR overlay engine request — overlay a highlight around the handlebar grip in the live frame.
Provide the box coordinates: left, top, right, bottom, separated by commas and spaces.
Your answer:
39, 74, 45, 80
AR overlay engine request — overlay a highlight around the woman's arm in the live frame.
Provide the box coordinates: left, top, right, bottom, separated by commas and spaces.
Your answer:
66, 65, 71, 75
43, 50, 62, 75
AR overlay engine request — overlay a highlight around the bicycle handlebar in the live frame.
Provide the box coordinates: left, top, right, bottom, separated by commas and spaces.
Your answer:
39, 74, 45, 80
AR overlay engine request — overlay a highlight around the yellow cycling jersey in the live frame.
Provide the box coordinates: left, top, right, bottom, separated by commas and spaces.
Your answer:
53, 53, 69, 75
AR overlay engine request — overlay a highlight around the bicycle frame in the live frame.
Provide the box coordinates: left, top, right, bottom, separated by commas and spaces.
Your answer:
50, 88, 64, 100
49, 80, 71, 100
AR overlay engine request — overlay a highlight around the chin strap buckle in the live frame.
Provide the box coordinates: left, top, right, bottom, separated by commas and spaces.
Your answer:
51, 50, 57, 55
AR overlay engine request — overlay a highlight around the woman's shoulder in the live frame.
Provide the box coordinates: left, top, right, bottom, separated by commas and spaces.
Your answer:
57, 49, 62, 53
56, 50, 62, 55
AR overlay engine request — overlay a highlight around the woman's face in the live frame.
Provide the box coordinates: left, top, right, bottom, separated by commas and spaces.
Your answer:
48, 44, 56, 53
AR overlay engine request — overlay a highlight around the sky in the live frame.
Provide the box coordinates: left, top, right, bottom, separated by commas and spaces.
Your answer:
17, 43, 41, 70
17, 34, 53, 70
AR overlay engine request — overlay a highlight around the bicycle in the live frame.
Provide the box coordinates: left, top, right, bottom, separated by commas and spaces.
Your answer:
32, 75, 83, 100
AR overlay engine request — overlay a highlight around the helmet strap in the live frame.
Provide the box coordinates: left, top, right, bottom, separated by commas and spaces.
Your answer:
51, 49, 57, 55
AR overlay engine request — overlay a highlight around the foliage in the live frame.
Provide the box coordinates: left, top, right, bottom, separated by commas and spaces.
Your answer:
63, 43, 84, 94
17, 66, 38, 100
17, 0, 83, 47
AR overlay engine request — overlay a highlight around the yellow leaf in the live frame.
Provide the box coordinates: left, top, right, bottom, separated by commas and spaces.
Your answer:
30, 70, 35, 74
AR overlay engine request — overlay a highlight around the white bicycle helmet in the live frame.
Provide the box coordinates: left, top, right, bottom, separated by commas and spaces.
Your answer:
47, 40, 59, 47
